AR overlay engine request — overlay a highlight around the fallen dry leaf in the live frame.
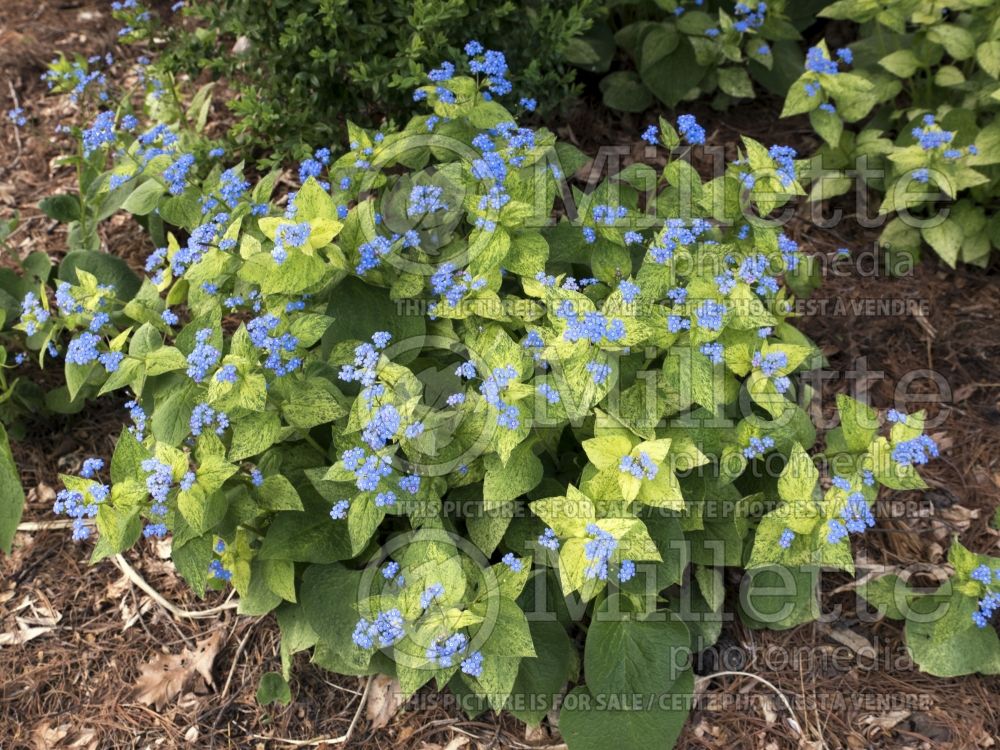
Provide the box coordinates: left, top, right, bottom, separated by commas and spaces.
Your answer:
862, 709, 911, 733
132, 631, 223, 710
365, 674, 404, 730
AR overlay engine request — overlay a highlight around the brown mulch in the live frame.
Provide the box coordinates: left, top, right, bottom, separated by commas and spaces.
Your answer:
2, 3, 1000, 749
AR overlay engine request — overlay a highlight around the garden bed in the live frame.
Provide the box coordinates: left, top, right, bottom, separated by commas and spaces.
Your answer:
2, 1, 999, 748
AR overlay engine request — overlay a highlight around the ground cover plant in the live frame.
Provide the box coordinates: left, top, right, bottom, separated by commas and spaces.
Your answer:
113, 0, 599, 163
784, 0, 1000, 268
567, 0, 824, 113
4, 38, 975, 748
3, 2, 1000, 747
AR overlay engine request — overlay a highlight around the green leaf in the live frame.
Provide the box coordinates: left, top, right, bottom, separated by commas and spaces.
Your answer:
905, 587, 1000, 676
151, 383, 196, 446
508, 619, 572, 726
879, 50, 921, 78
718, 67, 754, 99
238, 558, 283, 615
254, 475, 304, 512
976, 41, 1000, 79
257, 672, 292, 705
777, 443, 817, 503
641, 37, 706, 107
559, 677, 693, 750
921, 219, 964, 268
39, 193, 81, 223
172, 534, 213, 597
228, 410, 282, 461
121, 179, 166, 215
809, 107, 843, 148
927, 24, 975, 61
280, 378, 344, 429
483, 442, 543, 511
261, 557, 297, 602
836, 394, 878, 453
323, 276, 426, 365
584, 602, 691, 697
300, 564, 373, 674
90, 503, 143, 562
0, 423, 24, 554
599, 71, 654, 113
58, 250, 142, 302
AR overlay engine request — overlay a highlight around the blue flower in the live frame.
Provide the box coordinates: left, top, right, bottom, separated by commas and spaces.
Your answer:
461, 650, 484, 677
971, 565, 994, 585
677, 114, 705, 145
618, 560, 636, 582
186, 328, 220, 382
502, 552, 523, 572
973, 592, 1000, 628
420, 582, 445, 610
329, 499, 350, 519
891, 435, 939, 467
80, 458, 104, 479
82, 111, 117, 155
538, 527, 560, 550
700, 342, 724, 364
353, 609, 405, 648
583, 524, 618, 581
743, 436, 774, 460
537, 383, 560, 404
779, 528, 795, 549
427, 632, 469, 667
695, 300, 726, 331
66, 333, 101, 365
641, 125, 659, 145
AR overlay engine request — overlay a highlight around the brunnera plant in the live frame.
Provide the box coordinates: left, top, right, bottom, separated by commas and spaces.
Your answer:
783, 0, 1000, 268
14, 46, 955, 746
567, 0, 822, 114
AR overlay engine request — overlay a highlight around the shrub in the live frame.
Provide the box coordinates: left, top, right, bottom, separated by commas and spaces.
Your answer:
783, 2, 1000, 268
566, 0, 825, 113
15, 42, 958, 745
116, 0, 599, 164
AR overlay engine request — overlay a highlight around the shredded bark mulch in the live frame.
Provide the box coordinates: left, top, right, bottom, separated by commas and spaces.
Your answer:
2, 2, 999, 748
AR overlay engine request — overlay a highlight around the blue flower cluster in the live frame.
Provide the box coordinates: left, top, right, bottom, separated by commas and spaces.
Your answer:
677, 114, 706, 146
695, 300, 726, 332
479, 365, 521, 429
743, 435, 774, 460
558, 303, 626, 346
827, 492, 875, 543
271, 221, 311, 264
407, 184, 448, 217
538, 527, 560, 550
649, 218, 712, 264
732, 2, 766, 32
805, 45, 852, 77
247, 314, 302, 376
619, 452, 658, 481
186, 328, 220, 382
752, 350, 791, 393
700, 342, 725, 364
140, 458, 173, 538
778, 528, 795, 549
352, 609, 405, 648
190, 402, 229, 437
430, 263, 487, 310
891, 435, 939, 467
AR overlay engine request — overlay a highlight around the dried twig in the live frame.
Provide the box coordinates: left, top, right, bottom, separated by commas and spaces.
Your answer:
250, 675, 374, 746
16, 520, 81, 531
6, 80, 23, 165
111, 554, 238, 620
697, 670, 819, 747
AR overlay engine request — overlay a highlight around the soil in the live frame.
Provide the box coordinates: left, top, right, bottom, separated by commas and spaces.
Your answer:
2, 2, 999, 749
